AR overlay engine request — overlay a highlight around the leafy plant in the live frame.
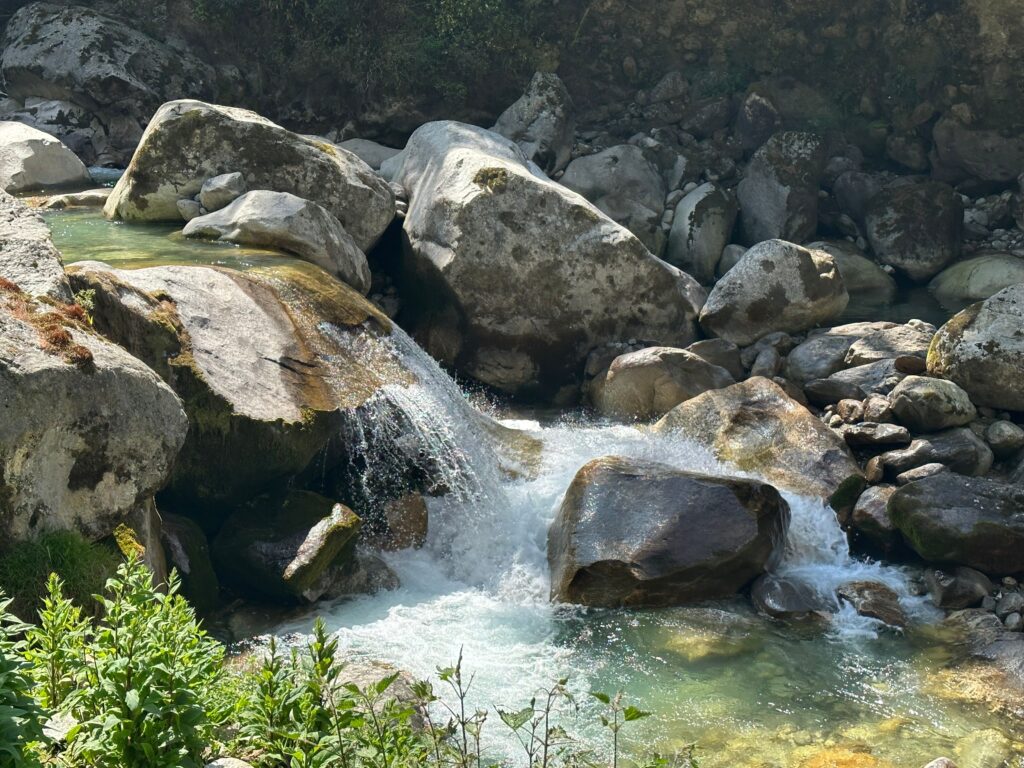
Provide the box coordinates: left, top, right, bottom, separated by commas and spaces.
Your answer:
65, 556, 224, 768
23, 574, 90, 711
590, 691, 651, 768
0, 590, 47, 767
498, 678, 576, 768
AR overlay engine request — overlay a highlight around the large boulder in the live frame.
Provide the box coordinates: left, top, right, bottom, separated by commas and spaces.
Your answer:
0, 190, 72, 301
182, 191, 371, 294
560, 144, 666, 253
1, 3, 215, 164
104, 100, 395, 252
491, 72, 575, 175
737, 131, 826, 245
548, 456, 789, 607
388, 121, 705, 397
589, 346, 734, 421
930, 254, 1024, 311
864, 181, 963, 282
67, 259, 537, 526
0, 279, 187, 543
665, 182, 738, 284
1, 97, 105, 165
0, 121, 89, 193
927, 284, 1024, 412
888, 474, 1024, 574
889, 375, 976, 433
654, 377, 864, 511
212, 490, 362, 603
699, 239, 848, 346
932, 118, 1024, 183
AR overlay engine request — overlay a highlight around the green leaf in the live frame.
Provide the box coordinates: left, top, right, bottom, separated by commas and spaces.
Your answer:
623, 706, 651, 722
590, 691, 611, 704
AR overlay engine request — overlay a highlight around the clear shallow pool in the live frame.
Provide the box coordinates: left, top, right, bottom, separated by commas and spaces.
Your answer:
43, 210, 1023, 768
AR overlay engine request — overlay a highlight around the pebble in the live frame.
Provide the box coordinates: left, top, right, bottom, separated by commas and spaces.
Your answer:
995, 592, 1024, 618
1005, 612, 1024, 632
895, 463, 947, 485
1003, 576, 1019, 589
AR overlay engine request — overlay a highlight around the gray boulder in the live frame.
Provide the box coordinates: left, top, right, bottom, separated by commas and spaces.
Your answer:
889, 375, 976, 432
589, 346, 734, 421
665, 182, 738, 284
0, 190, 72, 301
388, 121, 704, 397
548, 456, 789, 607
850, 485, 899, 555
183, 190, 371, 294
888, 474, 1024, 574
560, 144, 666, 253
879, 428, 993, 479
104, 100, 395, 252
0, 121, 89, 193
0, 2, 215, 164
927, 284, 1024, 411
492, 72, 575, 175
737, 131, 826, 245
843, 323, 934, 366
198, 172, 246, 212
699, 239, 848, 346
654, 377, 864, 511
924, 567, 993, 610
865, 181, 963, 282
833, 170, 884, 225
0, 282, 187, 543
930, 254, 1024, 310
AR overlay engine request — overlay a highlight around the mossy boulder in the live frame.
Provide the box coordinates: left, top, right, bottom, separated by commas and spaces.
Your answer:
654, 377, 864, 512
104, 100, 394, 251
548, 456, 789, 607
927, 284, 1024, 412
888, 473, 1024, 574
66, 259, 402, 513
212, 490, 361, 603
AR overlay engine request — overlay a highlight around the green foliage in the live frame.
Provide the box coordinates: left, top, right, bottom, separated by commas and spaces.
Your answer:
65, 556, 224, 768
0, 530, 119, 620
0, 591, 46, 767
1, 561, 695, 768
186, 0, 544, 108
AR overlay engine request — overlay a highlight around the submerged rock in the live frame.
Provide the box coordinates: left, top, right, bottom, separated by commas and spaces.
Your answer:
700, 240, 847, 346
213, 490, 361, 604
492, 71, 575, 175
924, 567, 992, 610
751, 574, 836, 621
183, 190, 371, 294
930, 254, 1024, 310
654, 377, 864, 511
549, 456, 789, 607
888, 474, 1024, 574
589, 346, 734, 421
927, 284, 1024, 412
0, 121, 89, 193
837, 580, 906, 628
388, 121, 704, 398
104, 100, 395, 252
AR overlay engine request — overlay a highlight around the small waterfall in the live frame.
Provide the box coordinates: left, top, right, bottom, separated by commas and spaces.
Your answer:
319, 321, 925, 629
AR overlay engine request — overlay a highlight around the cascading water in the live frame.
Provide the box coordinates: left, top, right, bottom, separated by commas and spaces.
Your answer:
269, 323, 1003, 766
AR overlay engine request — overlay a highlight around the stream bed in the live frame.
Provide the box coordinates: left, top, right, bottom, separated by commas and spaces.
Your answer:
45, 209, 1024, 768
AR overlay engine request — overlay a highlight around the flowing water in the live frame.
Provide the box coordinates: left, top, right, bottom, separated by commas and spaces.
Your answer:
45, 210, 1024, 768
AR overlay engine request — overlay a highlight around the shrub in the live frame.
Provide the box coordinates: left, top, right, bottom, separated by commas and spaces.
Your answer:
64, 556, 224, 768
0, 591, 47, 767
0, 531, 119, 620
